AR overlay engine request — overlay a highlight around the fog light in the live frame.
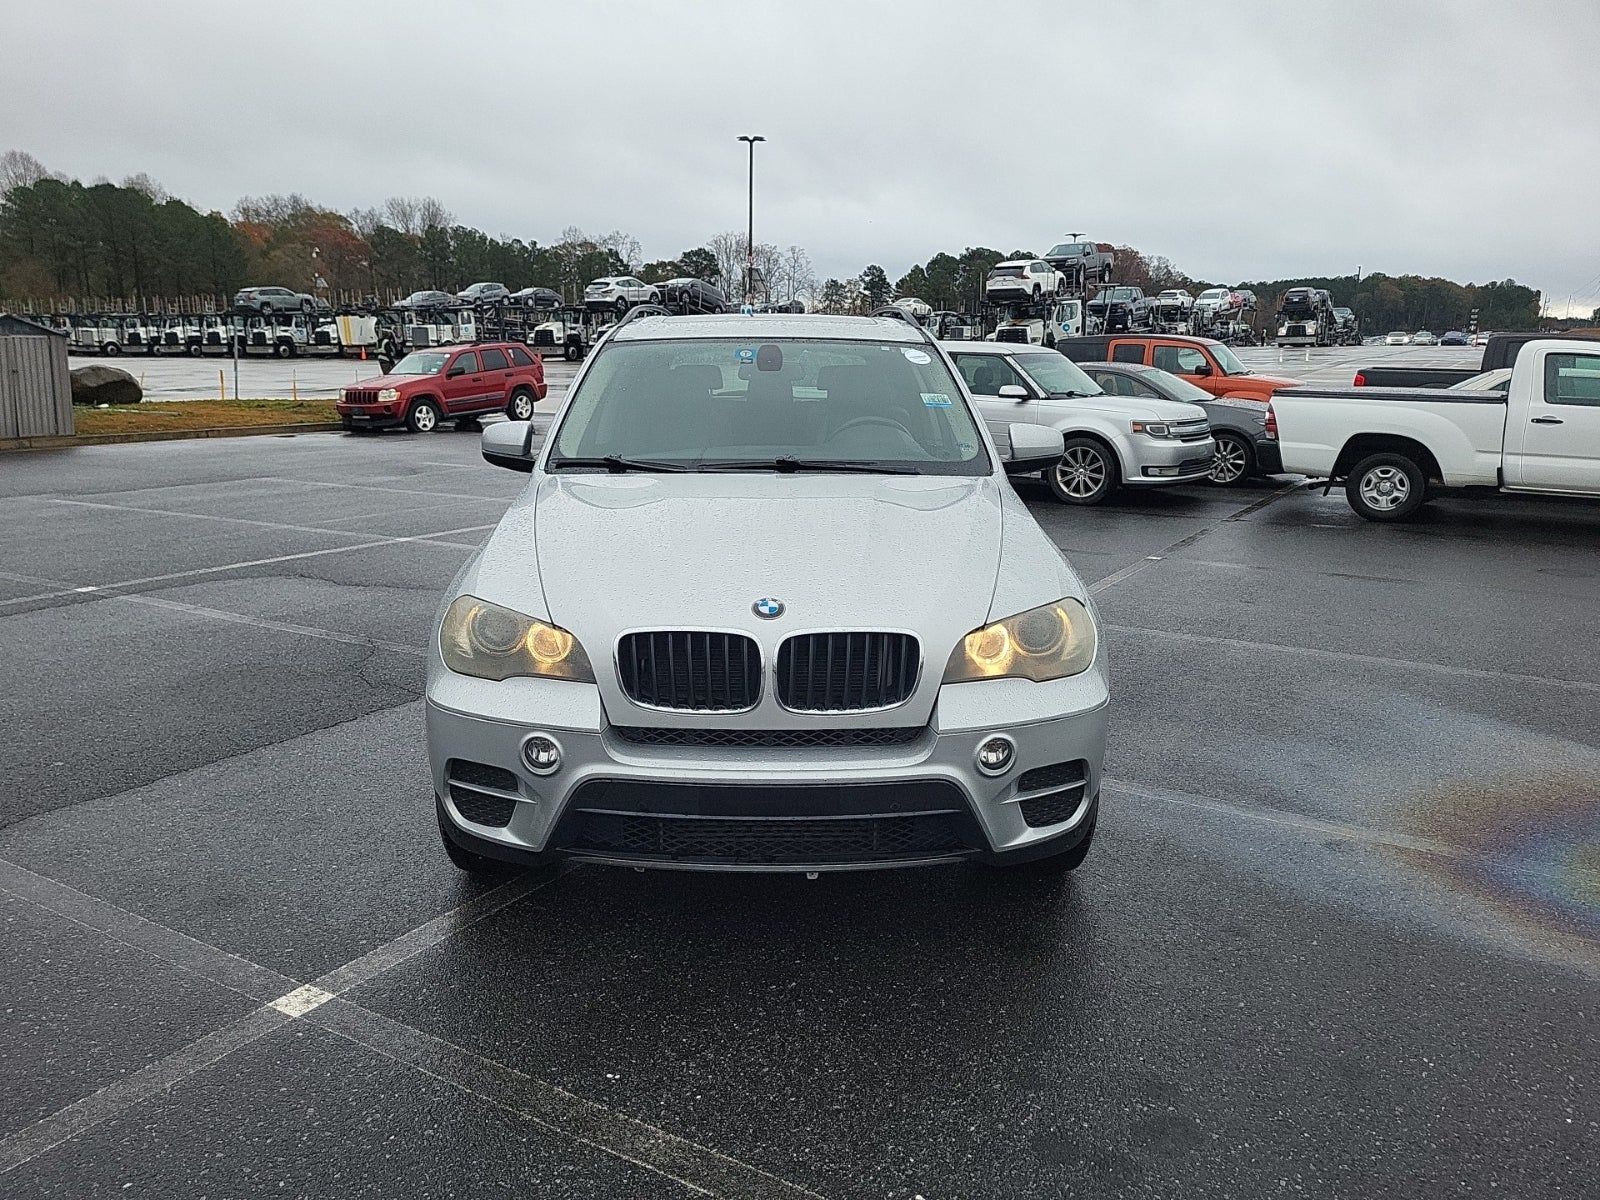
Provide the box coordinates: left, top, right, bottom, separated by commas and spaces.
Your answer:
975, 735, 1016, 776
521, 733, 562, 776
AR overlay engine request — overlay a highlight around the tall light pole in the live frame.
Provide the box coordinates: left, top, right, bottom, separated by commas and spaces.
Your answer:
738, 135, 765, 301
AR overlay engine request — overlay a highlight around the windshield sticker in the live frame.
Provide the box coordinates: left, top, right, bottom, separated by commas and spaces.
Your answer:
734, 347, 756, 363
901, 348, 932, 364
921, 393, 952, 408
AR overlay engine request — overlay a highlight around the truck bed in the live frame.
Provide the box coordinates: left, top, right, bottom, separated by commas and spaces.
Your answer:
1271, 385, 1508, 486
1352, 364, 1482, 388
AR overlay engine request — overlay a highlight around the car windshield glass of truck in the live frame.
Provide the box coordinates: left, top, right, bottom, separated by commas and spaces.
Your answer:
1014, 353, 1102, 397
549, 338, 991, 475
391, 351, 450, 375
1208, 343, 1249, 375
1047, 244, 1086, 258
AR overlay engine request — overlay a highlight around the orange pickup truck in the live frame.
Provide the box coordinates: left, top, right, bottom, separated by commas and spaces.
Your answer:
1056, 334, 1300, 403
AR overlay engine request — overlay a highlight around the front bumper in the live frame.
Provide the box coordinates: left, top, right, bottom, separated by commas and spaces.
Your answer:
426, 672, 1108, 872
336, 399, 404, 426
1123, 436, 1216, 487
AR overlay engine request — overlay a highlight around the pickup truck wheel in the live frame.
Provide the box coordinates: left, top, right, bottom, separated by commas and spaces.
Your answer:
1048, 438, 1117, 505
1208, 432, 1254, 486
405, 398, 441, 434
1347, 452, 1426, 521
506, 388, 536, 421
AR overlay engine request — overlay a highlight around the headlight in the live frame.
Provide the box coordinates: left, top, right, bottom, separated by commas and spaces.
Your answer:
439, 596, 594, 682
942, 598, 1097, 684
1131, 420, 1172, 438
378, 387, 399, 402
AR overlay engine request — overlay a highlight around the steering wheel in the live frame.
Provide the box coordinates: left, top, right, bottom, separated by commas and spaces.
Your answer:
829, 416, 909, 439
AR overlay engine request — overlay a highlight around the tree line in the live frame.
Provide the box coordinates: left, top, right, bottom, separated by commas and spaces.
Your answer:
0, 151, 816, 311
0, 148, 1545, 329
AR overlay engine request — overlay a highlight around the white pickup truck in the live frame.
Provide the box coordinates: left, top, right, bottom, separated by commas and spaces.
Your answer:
1271, 338, 1600, 521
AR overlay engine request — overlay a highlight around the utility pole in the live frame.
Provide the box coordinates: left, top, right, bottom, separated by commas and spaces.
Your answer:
738, 135, 765, 302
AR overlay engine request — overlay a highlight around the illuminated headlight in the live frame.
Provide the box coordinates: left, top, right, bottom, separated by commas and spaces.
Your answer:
439, 595, 594, 682
1131, 420, 1172, 438
943, 598, 1097, 684
378, 387, 399, 402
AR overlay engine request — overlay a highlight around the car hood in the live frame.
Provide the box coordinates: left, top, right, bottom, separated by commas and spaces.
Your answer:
1053, 393, 1207, 424
345, 372, 428, 390
1228, 372, 1300, 390
514, 472, 1009, 726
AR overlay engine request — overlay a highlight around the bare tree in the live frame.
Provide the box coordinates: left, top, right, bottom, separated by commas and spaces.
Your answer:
122, 173, 169, 203
777, 244, 815, 304
0, 149, 50, 194
379, 195, 452, 237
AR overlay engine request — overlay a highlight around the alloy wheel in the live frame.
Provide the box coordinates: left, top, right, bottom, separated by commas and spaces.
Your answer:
1210, 437, 1249, 484
1055, 446, 1108, 499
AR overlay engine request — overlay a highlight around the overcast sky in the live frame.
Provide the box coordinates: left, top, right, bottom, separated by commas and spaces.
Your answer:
6, 1, 1597, 313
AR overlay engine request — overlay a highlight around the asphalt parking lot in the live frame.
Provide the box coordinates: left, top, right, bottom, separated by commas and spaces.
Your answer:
2, 372, 1596, 1196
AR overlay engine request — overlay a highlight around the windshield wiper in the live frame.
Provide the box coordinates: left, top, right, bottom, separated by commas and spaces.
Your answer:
549, 455, 689, 473
699, 456, 920, 475
1050, 390, 1098, 398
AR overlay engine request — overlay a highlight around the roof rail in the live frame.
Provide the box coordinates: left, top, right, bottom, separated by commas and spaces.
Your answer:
870, 305, 940, 351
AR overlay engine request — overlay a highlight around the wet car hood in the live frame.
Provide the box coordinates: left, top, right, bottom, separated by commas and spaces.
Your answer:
503, 472, 1010, 725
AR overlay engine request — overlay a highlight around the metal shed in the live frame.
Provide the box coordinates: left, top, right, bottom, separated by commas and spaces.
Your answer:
0, 313, 75, 439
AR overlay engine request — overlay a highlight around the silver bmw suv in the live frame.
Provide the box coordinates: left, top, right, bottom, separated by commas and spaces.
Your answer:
426, 312, 1109, 875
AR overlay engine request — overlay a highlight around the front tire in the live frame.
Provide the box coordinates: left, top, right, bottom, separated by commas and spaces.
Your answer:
1048, 437, 1118, 505
405, 398, 441, 434
1208, 431, 1254, 486
1346, 452, 1427, 521
506, 387, 536, 421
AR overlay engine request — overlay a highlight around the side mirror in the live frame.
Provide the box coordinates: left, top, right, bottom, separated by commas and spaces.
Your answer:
997, 383, 1030, 401
481, 420, 536, 473
447, 365, 465, 377
1003, 423, 1065, 474
1191, 362, 1213, 377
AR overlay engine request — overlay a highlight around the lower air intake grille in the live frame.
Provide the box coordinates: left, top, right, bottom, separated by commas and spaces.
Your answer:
449, 785, 517, 827
617, 631, 762, 711
776, 631, 920, 712
553, 779, 979, 865
1017, 760, 1086, 793
609, 726, 923, 749
1018, 790, 1084, 828
448, 759, 518, 791
570, 812, 965, 864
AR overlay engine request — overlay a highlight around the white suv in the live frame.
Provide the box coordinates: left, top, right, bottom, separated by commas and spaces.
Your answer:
584, 276, 660, 314
985, 260, 1064, 305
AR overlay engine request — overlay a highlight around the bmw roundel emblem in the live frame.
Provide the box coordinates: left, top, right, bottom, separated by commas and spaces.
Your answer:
752, 597, 785, 620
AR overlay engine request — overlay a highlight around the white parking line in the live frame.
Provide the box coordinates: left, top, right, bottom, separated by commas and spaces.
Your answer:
49, 496, 408, 541
0, 524, 494, 613
1105, 622, 1600, 694
0, 859, 825, 1196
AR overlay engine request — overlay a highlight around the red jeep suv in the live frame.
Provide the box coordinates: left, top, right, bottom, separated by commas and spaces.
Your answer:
337, 342, 547, 433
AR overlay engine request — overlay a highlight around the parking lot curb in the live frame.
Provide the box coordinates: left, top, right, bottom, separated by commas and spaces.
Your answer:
0, 422, 345, 453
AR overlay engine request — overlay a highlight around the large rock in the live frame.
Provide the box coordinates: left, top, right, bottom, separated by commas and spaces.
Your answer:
71, 364, 143, 406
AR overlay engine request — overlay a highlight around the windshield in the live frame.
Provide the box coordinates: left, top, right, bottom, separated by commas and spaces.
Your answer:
1199, 289, 1226, 301
549, 338, 990, 476
1208, 343, 1249, 374
390, 350, 449, 375
1045, 243, 1087, 257
1012, 353, 1102, 396
1147, 371, 1213, 402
